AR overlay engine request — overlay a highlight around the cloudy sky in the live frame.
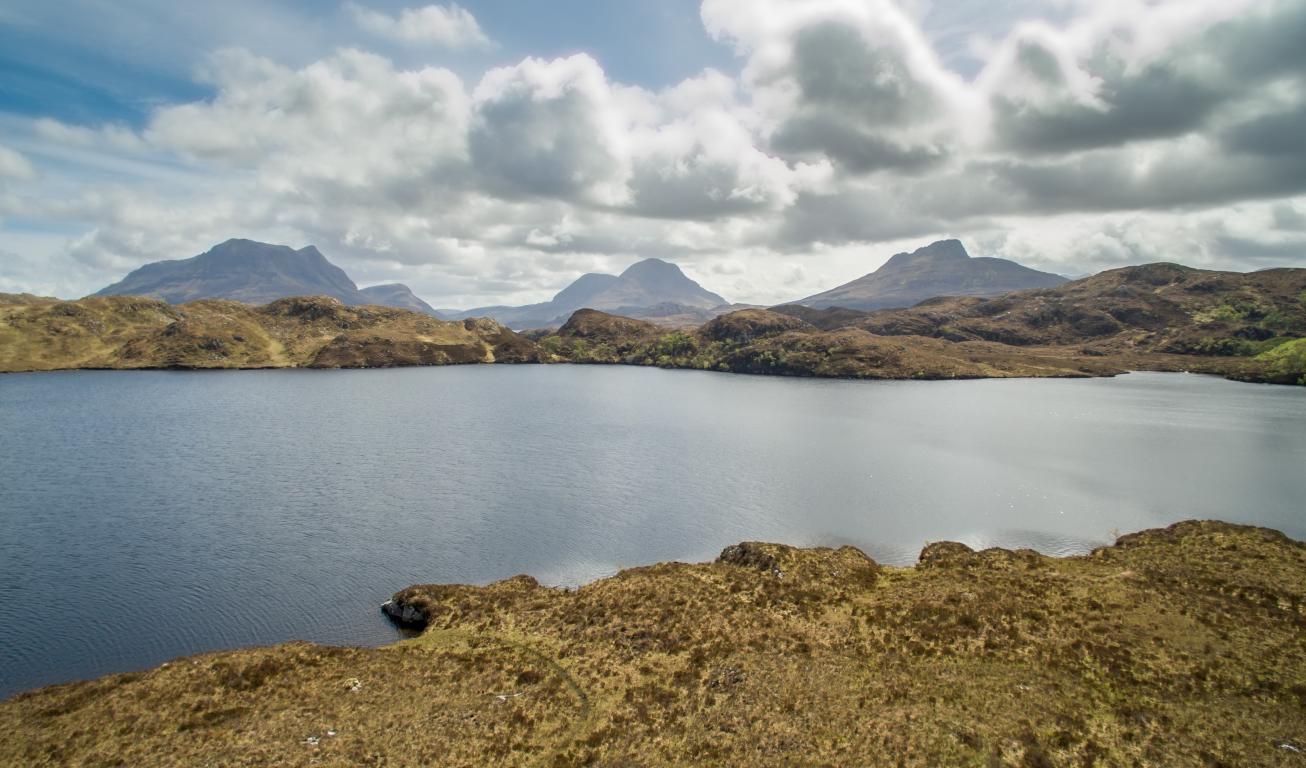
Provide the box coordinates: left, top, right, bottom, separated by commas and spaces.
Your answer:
1, 0, 1304, 308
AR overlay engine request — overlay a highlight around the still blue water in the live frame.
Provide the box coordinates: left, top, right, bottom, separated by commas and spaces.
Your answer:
1, 366, 1303, 697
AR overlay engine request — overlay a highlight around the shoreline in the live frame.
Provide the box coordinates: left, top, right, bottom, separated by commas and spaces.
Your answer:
5, 519, 1304, 765
1, 357, 1297, 388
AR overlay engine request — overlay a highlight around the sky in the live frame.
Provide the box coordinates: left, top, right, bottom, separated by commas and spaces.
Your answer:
1, 0, 1304, 308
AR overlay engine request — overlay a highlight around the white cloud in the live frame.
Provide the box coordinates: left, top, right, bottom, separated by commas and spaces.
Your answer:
470, 54, 634, 206
347, 2, 490, 49
3, 0, 1306, 307
702, 0, 981, 173
0, 146, 35, 181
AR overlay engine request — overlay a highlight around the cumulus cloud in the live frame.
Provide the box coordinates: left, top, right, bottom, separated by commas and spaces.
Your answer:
4, 0, 1306, 306
702, 0, 977, 174
979, 0, 1306, 154
348, 2, 490, 49
469, 55, 633, 205
627, 70, 830, 219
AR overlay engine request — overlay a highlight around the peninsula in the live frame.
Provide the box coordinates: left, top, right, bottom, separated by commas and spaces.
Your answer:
2, 521, 1303, 766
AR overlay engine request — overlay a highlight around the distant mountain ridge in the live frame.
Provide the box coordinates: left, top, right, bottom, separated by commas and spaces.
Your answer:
94, 239, 442, 316
445, 257, 730, 328
796, 239, 1067, 311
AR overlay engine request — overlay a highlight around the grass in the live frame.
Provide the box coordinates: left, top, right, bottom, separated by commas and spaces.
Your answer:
3, 521, 1305, 766
0, 296, 537, 372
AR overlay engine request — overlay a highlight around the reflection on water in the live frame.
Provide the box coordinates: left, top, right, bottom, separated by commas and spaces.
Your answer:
1, 366, 1303, 697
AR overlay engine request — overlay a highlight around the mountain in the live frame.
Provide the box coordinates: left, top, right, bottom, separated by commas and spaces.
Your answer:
447, 257, 729, 329
539, 262, 1306, 385
94, 239, 442, 316
796, 239, 1068, 311
358, 284, 442, 317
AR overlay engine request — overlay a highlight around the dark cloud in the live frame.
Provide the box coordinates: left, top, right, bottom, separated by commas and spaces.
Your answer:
1213, 234, 1306, 268
991, 60, 1224, 154
981, 143, 1306, 214
773, 187, 962, 250
1221, 104, 1306, 159
766, 21, 954, 173
470, 78, 625, 202
990, 0, 1306, 154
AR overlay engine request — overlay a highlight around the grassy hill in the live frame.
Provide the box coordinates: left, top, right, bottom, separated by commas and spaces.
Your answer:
0, 294, 536, 372
3, 521, 1303, 766
6, 261, 1305, 385
541, 265, 1306, 385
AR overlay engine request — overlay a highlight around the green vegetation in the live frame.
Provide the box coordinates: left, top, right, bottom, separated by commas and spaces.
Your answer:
1255, 337, 1306, 385
4, 521, 1304, 766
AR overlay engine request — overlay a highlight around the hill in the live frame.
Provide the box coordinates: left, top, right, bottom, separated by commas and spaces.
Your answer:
4, 521, 1304, 765
541, 261, 1306, 385
447, 258, 730, 328
0, 295, 536, 372
9, 260, 1305, 385
796, 239, 1068, 311
94, 239, 442, 316
853, 263, 1306, 382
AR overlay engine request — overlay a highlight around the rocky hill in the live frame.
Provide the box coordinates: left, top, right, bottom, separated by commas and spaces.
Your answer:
540, 262, 1306, 385
447, 258, 730, 328
94, 239, 442, 316
4, 521, 1303, 765
853, 263, 1306, 383
0, 294, 535, 372
795, 239, 1068, 311
8, 260, 1305, 384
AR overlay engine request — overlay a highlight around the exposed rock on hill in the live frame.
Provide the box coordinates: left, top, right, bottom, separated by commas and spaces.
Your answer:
700, 308, 813, 343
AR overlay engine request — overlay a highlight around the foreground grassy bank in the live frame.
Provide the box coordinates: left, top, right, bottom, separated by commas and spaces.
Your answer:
3, 521, 1304, 766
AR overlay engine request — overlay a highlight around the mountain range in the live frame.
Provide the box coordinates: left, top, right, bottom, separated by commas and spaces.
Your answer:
89, 237, 1076, 329
94, 239, 441, 316
793, 239, 1067, 311
91, 239, 740, 328
441, 258, 732, 328
10, 254, 1304, 385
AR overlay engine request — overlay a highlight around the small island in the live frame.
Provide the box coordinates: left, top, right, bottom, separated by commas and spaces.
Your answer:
3, 520, 1303, 766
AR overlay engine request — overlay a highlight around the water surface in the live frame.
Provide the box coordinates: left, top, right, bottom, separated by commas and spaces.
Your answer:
1, 366, 1303, 697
